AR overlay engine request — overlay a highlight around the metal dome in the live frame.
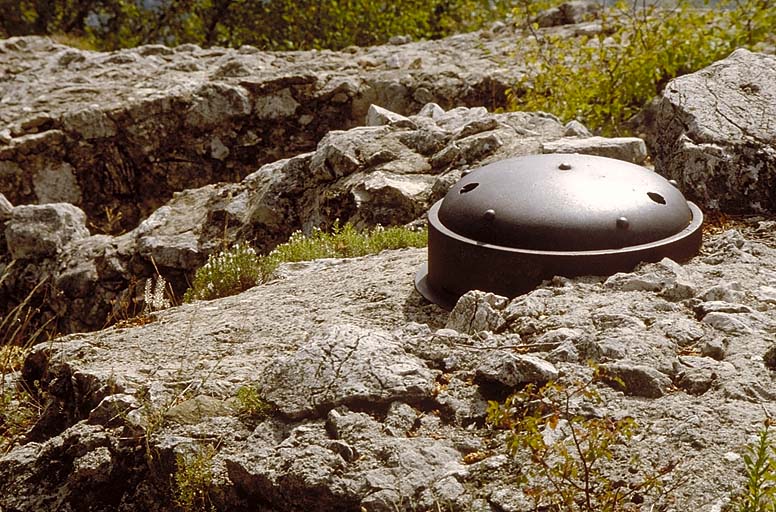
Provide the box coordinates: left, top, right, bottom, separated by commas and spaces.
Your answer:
415, 153, 703, 309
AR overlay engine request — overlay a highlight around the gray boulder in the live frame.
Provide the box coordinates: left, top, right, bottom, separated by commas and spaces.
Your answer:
261, 324, 439, 419
646, 49, 776, 212
5, 203, 90, 260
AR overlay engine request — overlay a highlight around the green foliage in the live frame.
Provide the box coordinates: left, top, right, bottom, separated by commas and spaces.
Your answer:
734, 422, 776, 512
487, 376, 675, 511
234, 385, 274, 422
183, 223, 426, 302
0, 0, 516, 51
174, 445, 216, 512
0, 345, 41, 455
509, 0, 776, 135
183, 243, 264, 302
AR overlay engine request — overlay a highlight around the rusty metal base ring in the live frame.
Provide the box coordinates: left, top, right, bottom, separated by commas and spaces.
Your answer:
415, 200, 703, 310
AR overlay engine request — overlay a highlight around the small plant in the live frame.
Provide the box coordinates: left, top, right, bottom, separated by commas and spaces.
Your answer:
508, 0, 776, 135
174, 444, 216, 512
733, 421, 776, 512
263, 221, 427, 270
183, 223, 427, 302
0, 345, 42, 454
1, 263, 56, 347
487, 374, 676, 511
183, 243, 264, 302
143, 275, 172, 313
234, 385, 274, 423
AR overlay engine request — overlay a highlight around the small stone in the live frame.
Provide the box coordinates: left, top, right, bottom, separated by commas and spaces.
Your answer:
446, 290, 507, 335
5, 203, 90, 260
418, 102, 446, 119
366, 104, 416, 129
675, 368, 716, 395
702, 312, 753, 335
563, 119, 592, 137
475, 352, 559, 388
0, 193, 13, 222
599, 362, 672, 398
88, 394, 139, 427
541, 136, 648, 164
164, 395, 234, 425
754, 286, 776, 304
699, 337, 727, 360
699, 283, 744, 303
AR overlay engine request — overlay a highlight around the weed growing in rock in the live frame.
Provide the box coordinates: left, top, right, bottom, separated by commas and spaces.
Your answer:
184, 223, 427, 302
0, 345, 41, 454
0, 263, 56, 346
174, 445, 216, 512
265, 221, 427, 266
733, 421, 776, 512
143, 275, 172, 313
0, 265, 55, 453
509, 0, 776, 135
183, 243, 264, 302
487, 374, 677, 511
234, 385, 274, 423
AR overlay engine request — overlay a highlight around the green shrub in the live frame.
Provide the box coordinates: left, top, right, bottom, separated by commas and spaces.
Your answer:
183, 223, 426, 302
234, 385, 274, 423
0, 0, 517, 51
734, 422, 776, 512
174, 445, 216, 512
183, 243, 264, 302
487, 374, 676, 511
509, 0, 776, 135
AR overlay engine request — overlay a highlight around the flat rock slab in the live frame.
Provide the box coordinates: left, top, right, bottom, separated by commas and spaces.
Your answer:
262, 324, 439, 419
4, 224, 776, 511
647, 49, 776, 212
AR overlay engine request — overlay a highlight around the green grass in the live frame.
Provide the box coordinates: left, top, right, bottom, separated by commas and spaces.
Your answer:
509, 0, 776, 135
184, 222, 427, 302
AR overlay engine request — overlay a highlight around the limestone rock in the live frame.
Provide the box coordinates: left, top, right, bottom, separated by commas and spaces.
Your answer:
0, 32, 530, 233
5, 203, 90, 260
475, 352, 559, 388
261, 324, 438, 419
599, 362, 673, 398
446, 290, 508, 334
535, 0, 601, 27
645, 49, 776, 212
541, 135, 648, 164
0, 192, 12, 221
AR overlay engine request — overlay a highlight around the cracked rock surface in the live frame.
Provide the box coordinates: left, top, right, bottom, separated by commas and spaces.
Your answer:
3, 220, 776, 510
645, 48, 776, 212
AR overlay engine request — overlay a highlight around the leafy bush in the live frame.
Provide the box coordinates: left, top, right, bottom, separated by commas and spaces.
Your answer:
183, 243, 264, 302
0, 0, 516, 51
509, 0, 776, 135
183, 223, 427, 302
174, 445, 216, 512
734, 421, 776, 512
487, 374, 677, 511
234, 385, 274, 423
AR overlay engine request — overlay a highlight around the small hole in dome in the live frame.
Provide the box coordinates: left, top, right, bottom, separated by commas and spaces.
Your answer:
460, 182, 479, 194
647, 192, 666, 205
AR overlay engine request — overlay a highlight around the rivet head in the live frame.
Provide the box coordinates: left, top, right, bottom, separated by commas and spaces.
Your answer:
616, 216, 629, 229
483, 209, 496, 221
558, 162, 572, 170
668, 179, 678, 187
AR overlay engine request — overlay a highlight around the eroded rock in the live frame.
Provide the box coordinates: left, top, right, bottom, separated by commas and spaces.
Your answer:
646, 49, 776, 212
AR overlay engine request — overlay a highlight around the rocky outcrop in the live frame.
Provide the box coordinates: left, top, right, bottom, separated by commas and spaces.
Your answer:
1, 101, 649, 335
0, 33, 527, 233
645, 49, 776, 212
3, 221, 776, 510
